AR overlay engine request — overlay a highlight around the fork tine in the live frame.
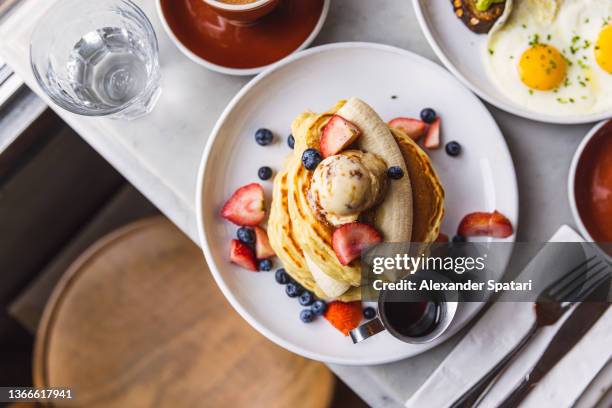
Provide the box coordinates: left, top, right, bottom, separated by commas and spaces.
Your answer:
570, 269, 611, 302
552, 264, 606, 301
554, 265, 610, 302
545, 256, 599, 298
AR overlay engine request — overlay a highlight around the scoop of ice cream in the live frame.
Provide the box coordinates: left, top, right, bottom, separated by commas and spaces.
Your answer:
309, 150, 387, 226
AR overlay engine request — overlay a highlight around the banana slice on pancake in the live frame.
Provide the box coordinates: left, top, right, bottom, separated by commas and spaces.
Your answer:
304, 253, 351, 298
336, 97, 413, 243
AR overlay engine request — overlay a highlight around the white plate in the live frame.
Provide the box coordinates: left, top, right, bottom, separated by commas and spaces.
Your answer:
412, 0, 611, 125
196, 42, 518, 365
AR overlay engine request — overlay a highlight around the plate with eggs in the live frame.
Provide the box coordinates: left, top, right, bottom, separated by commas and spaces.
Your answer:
413, 0, 612, 124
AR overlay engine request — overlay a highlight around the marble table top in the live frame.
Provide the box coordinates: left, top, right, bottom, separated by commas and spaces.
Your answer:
0, 0, 596, 406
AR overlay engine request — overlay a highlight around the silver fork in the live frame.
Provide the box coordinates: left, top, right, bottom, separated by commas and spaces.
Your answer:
451, 255, 611, 408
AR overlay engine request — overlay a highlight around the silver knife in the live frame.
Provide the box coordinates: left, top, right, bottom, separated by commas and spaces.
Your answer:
497, 301, 610, 408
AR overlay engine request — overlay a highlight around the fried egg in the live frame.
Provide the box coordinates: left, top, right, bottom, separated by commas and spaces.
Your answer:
485, 0, 612, 116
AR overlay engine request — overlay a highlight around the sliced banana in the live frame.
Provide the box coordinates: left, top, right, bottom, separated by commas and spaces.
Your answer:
336, 97, 413, 243
304, 253, 350, 299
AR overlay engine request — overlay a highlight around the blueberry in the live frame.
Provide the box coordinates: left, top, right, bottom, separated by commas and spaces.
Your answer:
258, 259, 273, 271
287, 134, 295, 149
311, 300, 327, 316
300, 309, 315, 323
299, 291, 314, 306
302, 148, 322, 170
255, 128, 274, 146
236, 227, 255, 245
445, 141, 462, 157
363, 307, 376, 320
452, 235, 467, 243
275, 268, 290, 284
258, 166, 273, 180
420, 108, 437, 124
387, 166, 404, 180
286, 282, 303, 298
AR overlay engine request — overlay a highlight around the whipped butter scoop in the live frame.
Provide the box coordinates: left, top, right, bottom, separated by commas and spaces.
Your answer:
309, 150, 387, 226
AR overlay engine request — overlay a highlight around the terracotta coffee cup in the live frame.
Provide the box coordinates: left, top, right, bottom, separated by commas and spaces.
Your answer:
202, 0, 281, 25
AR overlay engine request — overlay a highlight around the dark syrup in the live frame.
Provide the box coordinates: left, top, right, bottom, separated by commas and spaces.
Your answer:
383, 301, 441, 337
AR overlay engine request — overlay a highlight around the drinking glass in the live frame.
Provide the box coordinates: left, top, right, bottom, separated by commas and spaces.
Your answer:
30, 0, 161, 120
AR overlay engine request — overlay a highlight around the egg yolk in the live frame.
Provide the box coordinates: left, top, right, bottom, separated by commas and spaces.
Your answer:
595, 25, 612, 74
518, 44, 567, 90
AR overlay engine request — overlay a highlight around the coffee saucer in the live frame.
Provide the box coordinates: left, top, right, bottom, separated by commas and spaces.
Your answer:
157, 0, 329, 76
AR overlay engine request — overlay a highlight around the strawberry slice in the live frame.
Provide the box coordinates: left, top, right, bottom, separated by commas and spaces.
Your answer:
220, 183, 265, 226
435, 232, 449, 243
457, 210, 513, 238
489, 211, 514, 238
388, 117, 427, 140
423, 117, 441, 149
458, 212, 491, 236
320, 114, 361, 158
254, 226, 275, 259
230, 239, 258, 271
324, 301, 363, 336
332, 222, 383, 265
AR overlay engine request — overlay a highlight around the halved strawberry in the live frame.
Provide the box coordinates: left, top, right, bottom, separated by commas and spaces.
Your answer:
220, 183, 265, 226
457, 212, 492, 237
489, 211, 514, 238
324, 301, 363, 336
435, 232, 449, 243
230, 239, 258, 271
254, 226, 275, 259
320, 115, 361, 158
388, 117, 427, 140
457, 210, 513, 238
332, 222, 383, 265
423, 117, 441, 149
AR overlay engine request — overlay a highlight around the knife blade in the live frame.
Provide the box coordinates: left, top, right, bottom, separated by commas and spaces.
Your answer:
498, 301, 610, 408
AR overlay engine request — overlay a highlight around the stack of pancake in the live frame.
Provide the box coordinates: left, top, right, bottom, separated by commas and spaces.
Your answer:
268, 98, 444, 301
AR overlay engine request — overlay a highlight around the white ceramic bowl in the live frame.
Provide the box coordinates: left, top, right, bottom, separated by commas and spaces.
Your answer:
155, 0, 330, 76
568, 120, 611, 243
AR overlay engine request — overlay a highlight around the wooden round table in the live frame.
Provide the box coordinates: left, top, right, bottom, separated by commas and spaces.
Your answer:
34, 217, 334, 407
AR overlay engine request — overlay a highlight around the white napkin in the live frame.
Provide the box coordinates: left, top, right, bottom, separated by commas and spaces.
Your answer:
406, 225, 612, 408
